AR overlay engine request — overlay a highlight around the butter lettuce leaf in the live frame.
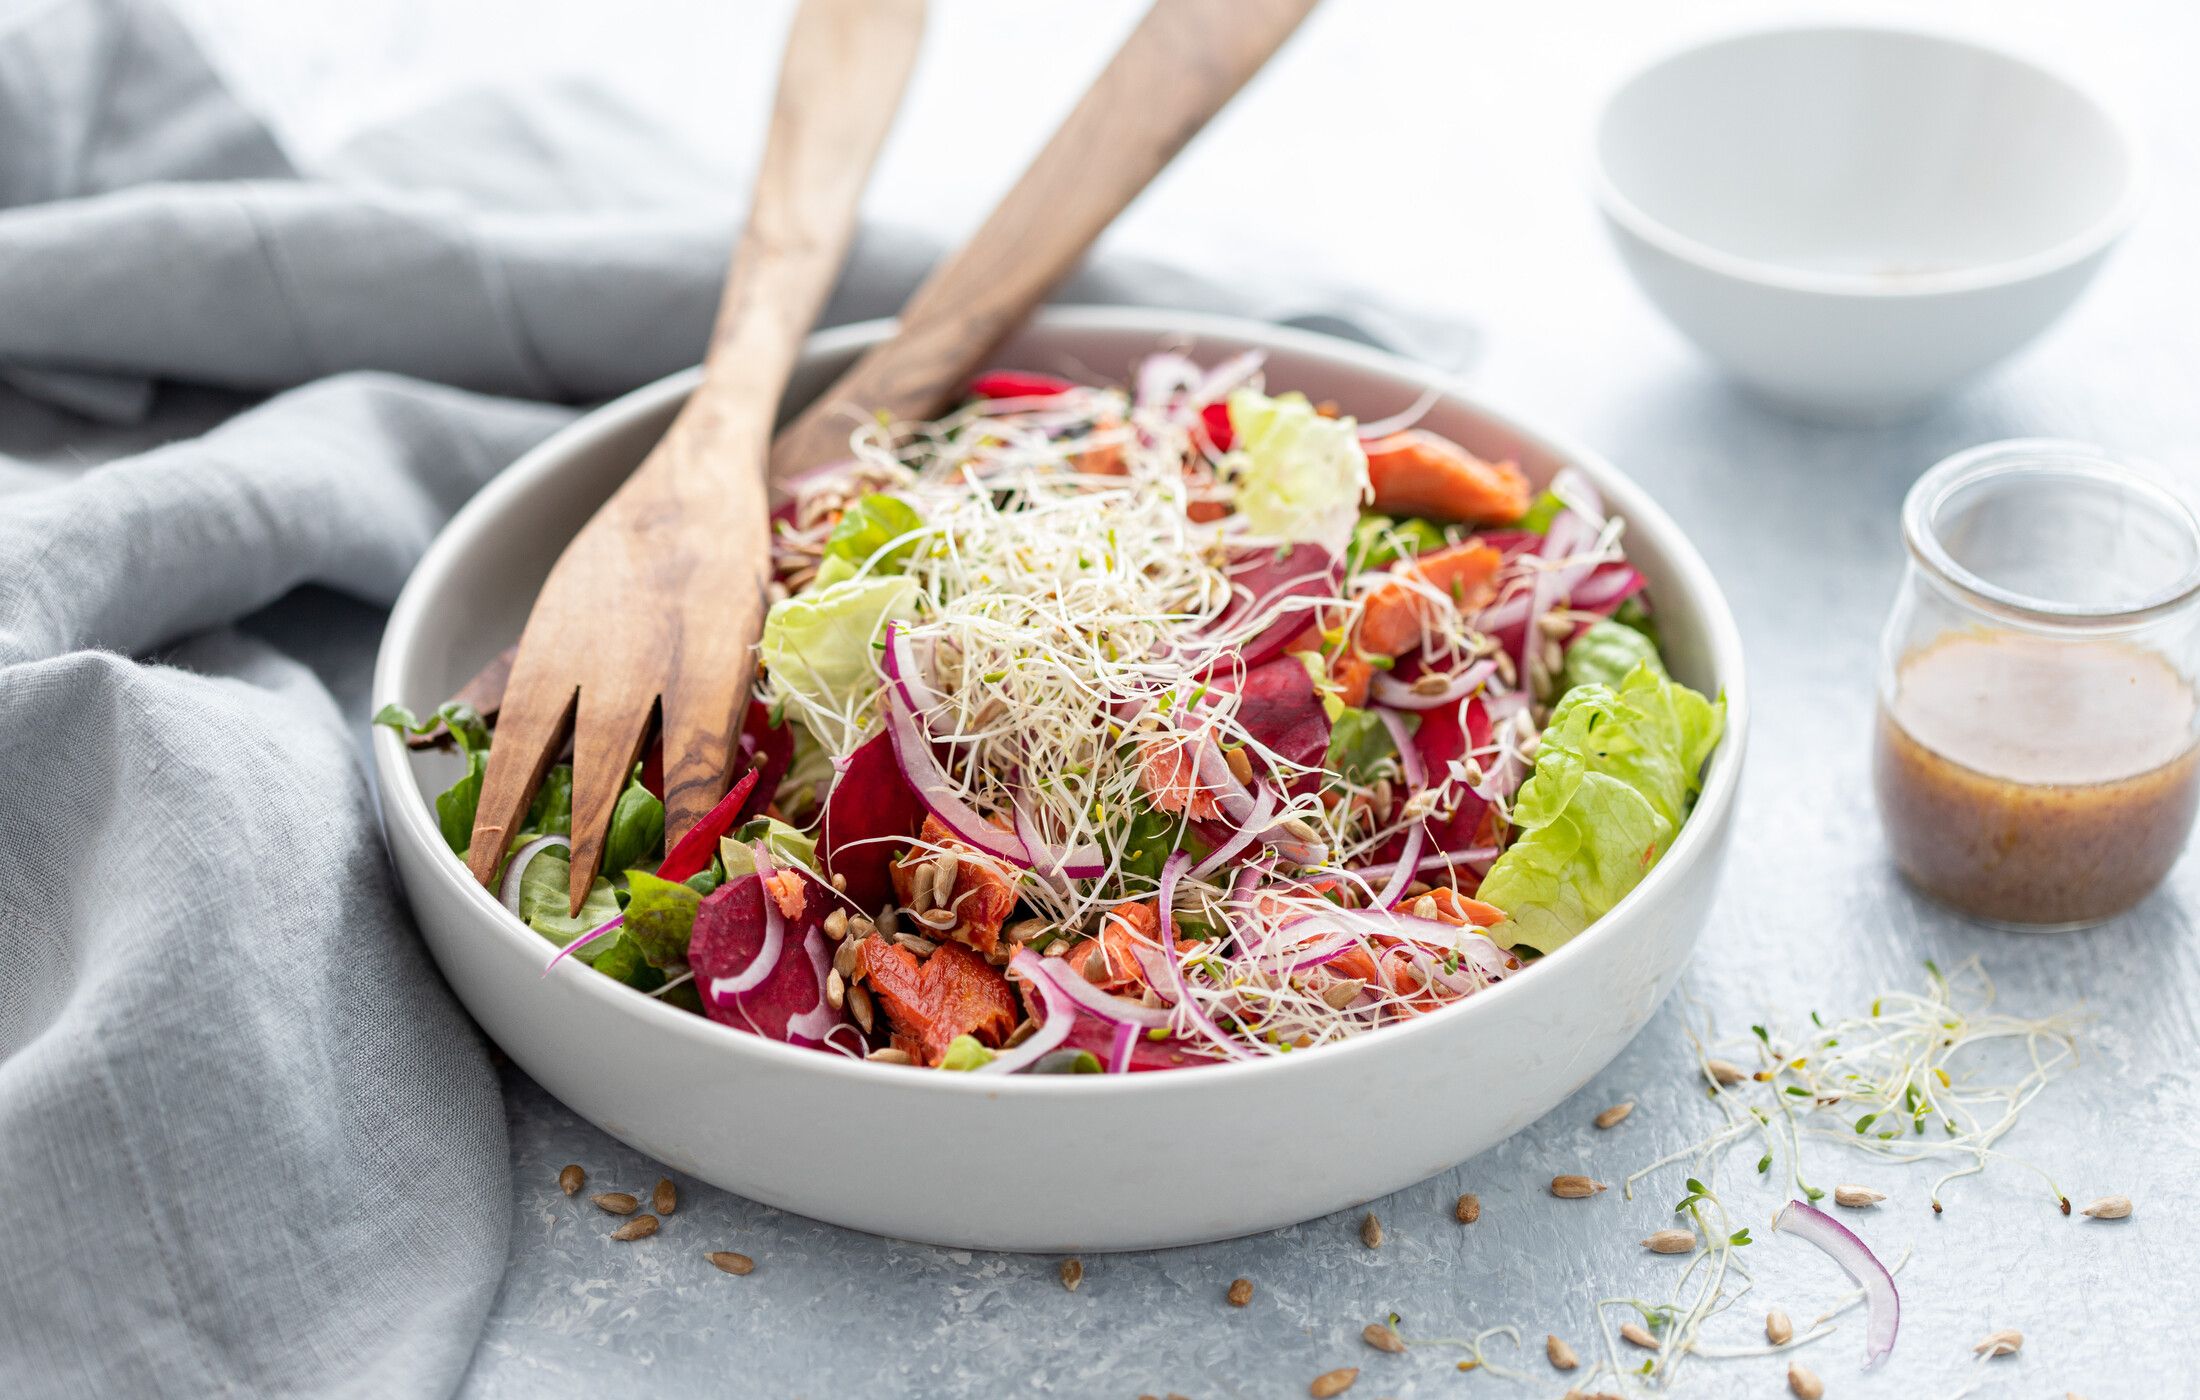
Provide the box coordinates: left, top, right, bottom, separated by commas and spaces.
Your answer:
760, 575, 921, 747
813, 493, 925, 590
1226, 389, 1369, 551
1480, 664, 1724, 953
1558, 619, 1665, 697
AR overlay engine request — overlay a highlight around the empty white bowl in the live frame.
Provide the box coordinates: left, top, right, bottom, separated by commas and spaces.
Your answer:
372, 308, 1747, 1251
1594, 25, 2143, 423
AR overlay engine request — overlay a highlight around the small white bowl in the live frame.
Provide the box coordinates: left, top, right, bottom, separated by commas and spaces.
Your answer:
1594, 24, 2143, 423
373, 308, 1747, 1251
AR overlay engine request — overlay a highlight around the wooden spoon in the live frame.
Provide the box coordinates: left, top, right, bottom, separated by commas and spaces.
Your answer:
770, 0, 1324, 477
465, 0, 925, 910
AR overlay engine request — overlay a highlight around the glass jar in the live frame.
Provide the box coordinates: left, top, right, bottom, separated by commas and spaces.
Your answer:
1874, 439, 2200, 929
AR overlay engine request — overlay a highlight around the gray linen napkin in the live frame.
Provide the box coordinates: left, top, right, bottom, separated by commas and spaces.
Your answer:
0, 3, 1476, 1396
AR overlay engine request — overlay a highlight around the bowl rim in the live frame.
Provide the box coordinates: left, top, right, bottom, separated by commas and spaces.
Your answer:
1590, 21, 2148, 300
373, 305, 1750, 1101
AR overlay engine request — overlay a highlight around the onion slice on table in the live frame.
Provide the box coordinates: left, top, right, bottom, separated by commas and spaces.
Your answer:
1773, 1199, 1900, 1367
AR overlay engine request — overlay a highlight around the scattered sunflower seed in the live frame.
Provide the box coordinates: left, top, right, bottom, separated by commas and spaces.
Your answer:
1974, 1329, 2022, 1357
1226, 1277, 1254, 1307
1455, 1193, 1480, 1224
1410, 893, 1439, 920
1833, 1184, 1885, 1208
1619, 1321, 1656, 1349
1550, 1174, 1607, 1199
1003, 1018, 1038, 1049
708, 1251, 755, 1275
2081, 1194, 2132, 1220
652, 1178, 677, 1216
1787, 1362, 1824, 1399
1359, 1212, 1384, 1248
927, 854, 959, 910
1225, 746, 1256, 784
849, 982, 875, 1034
558, 1164, 585, 1196
826, 968, 847, 1010
1765, 1308, 1794, 1345
592, 1192, 639, 1216
823, 908, 849, 941
1705, 1058, 1747, 1086
1411, 671, 1453, 696
1594, 1102, 1635, 1130
833, 938, 861, 982
1322, 979, 1367, 1009
1546, 1333, 1579, 1370
1362, 1322, 1405, 1353
1059, 1258, 1084, 1292
1642, 1229, 1697, 1254
1308, 1366, 1358, 1397
867, 1047, 913, 1065
611, 1214, 659, 1241
1280, 817, 1320, 843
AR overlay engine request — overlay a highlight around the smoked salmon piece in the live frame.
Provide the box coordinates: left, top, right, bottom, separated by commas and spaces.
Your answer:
857, 938, 1019, 1066
1356, 541, 1502, 658
1364, 430, 1531, 526
889, 815, 1020, 959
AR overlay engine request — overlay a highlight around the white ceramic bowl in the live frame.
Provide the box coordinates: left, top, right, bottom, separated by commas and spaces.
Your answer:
1594, 24, 2142, 424
372, 308, 1748, 1251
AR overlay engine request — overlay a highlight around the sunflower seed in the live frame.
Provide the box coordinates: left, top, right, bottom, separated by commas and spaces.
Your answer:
1765, 1308, 1793, 1344
708, 1250, 755, 1275
1455, 1193, 1480, 1224
831, 872, 847, 892
1004, 1018, 1038, 1049
1494, 650, 1517, 686
2081, 1194, 2132, 1220
848, 914, 878, 940
558, 1164, 585, 1196
867, 1047, 912, 1064
1619, 1321, 1656, 1349
1225, 746, 1255, 784
825, 968, 847, 1011
849, 983, 875, 1034
1537, 611, 1575, 639
1642, 1229, 1696, 1254
1974, 1329, 2022, 1357
1362, 1322, 1405, 1353
1550, 1175, 1607, 1199
823, 909, 849, 941
1281, 817, 1320, 843
1411, 672, 1453, 696
652, 1178, 677, 1216
902, 919, 950, 942
1309, 1367, 1358, 1397
1594, 1102, 1635, 1129
592, 1192, 639, 1216
928, 854, 960, 909
1410, 894, 1439, 920
1833, 1184, 1885, 1208
1006, 917, 1051, 945
1359, 1212, 1383, 1248
1226, 1277, 1253, 1307
1059, 1258, 1084, 1292
1787, 1362, 1824, 1399
611, 1214, 659, 1241
1322, 979, 1367, 1009
1705, 1058, 1747, 1086
834, 938, 861, 982
1546, 1333, 1579, 1369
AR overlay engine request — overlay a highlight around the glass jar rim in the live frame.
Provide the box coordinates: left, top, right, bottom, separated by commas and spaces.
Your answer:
1903, 438, 2200, 628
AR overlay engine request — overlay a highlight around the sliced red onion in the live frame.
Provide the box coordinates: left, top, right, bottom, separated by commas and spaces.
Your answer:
981, 951, 1079, 1074
541, 913, 624, 975
501, 834, 570, 915
1153, 852, 1253, 1060
1026, 949, 1171, 1028
1012, 803, 1107, 881
1566, 563, 1646, 614
880, 632, 1035, 870
1188, 782, 1279, 880
1192, 348, 1265, 406
1353, 387, 1441, 441
1106, 1020, 1138, 1074
1135, 352, 1202, 413
1341, 846, 1499, 885
1549, 465, 1606, 525
1774, 1200, 1900, 1368
709, 844, 784, 999
1370, 709, 1428, 909
1370, 658, 1496, 711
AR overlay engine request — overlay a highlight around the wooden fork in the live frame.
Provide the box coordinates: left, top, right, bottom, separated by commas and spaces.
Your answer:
465, 0, 925, 911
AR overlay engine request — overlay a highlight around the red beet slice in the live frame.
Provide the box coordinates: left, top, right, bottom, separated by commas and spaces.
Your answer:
819, 731, 929, 912
689, 873, 843, 1049
1204, 543, 1340, 672
737, 700, 793, 822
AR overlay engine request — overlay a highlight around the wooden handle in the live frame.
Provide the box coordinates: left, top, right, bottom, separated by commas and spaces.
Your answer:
770, 0, 1321, 476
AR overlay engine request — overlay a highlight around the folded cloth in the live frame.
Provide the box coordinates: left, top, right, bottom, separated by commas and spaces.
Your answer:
0, 3, 1477, 1397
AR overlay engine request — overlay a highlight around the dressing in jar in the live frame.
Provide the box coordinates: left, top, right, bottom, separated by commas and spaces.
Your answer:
1874, 441, 2200, 929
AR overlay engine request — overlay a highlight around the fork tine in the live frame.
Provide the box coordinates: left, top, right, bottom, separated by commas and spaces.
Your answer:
660, 657, 750, 854
465, 661, 576, 890
566, 678, 658, 914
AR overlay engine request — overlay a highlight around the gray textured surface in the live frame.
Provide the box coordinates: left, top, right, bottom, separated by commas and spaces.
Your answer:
174, 0, 2198, 1395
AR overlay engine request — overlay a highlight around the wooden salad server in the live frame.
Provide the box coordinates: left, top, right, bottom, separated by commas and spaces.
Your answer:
465, 0, 926, 911
769, 0, 1325, 477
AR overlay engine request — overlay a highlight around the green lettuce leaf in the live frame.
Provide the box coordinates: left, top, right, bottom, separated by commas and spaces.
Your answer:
523, 763, 574, 839
1480, 664, 1724, 953
602, 768, 665, 876
813, 493, 925, 590
938, 1035, 996, 1071
1558, 619, 1665, 697
516, 849, 624, 947
1345, 513, 1449, 574
718, 817, 818, 878
1325, 706, 1398, 786
1516, 490, 1567, 534
621, 869, 704, 968
759, 574, 921, 746
1226, 388, 1369, 549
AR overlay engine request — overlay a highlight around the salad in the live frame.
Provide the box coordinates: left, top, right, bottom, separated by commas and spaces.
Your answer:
380, 353, 1722, 1074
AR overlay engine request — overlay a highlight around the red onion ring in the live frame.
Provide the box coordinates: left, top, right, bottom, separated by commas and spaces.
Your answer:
981, 951, 1079, 1074
1025, 949, 1170, 1029
1154, 852, 1252, 1060
1188, 782, 1279, 880
1774, 1200, 1900, 1367
1106, 1021, 1138, 1074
